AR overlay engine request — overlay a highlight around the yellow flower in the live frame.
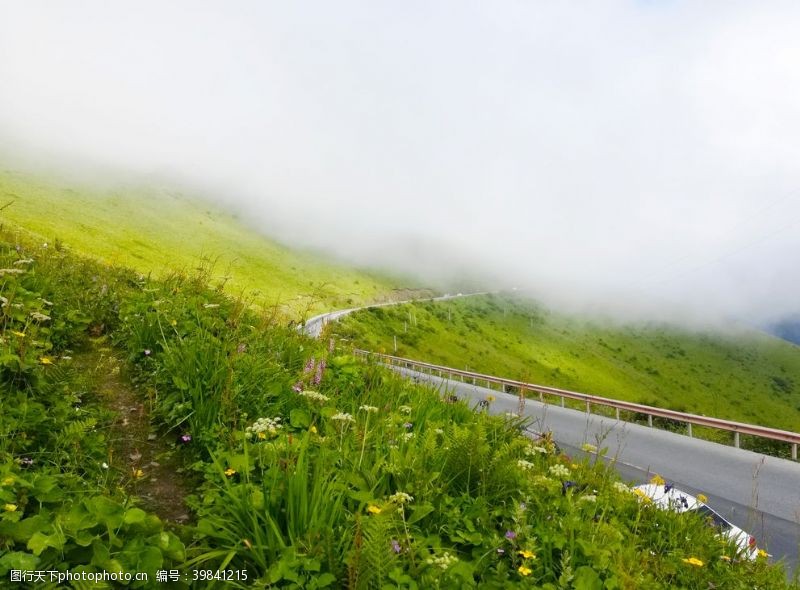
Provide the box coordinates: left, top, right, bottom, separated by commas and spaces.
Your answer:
1, 477, 14, 486
257, 431, 267, 440
170, 319, 177, 327
132, 469, 145, 478
633, 488, 652, 503
12, 331, 26, 338
650, 474, 665, 486
581, 443, 597, 453
39, 357, 54, 365
757, 549, 768, 559
697, 493, 708, 504
720, 555, 732, 562
367, 505, 382, 515
682, 557, 704, 567
518, 565, 532, 576
486, 395, 496, 403
224, 467, 236, 477
571, 463, 579, 469
3, 503, 17, 512
310, 425, 318, 434
518, 549, 535, 559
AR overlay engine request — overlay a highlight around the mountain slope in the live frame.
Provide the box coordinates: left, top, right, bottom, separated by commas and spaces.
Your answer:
0, 169, 427, 317
335, 294, 800, 432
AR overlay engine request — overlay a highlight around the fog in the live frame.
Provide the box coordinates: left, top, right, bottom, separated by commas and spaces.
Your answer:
1, 1, 799, 325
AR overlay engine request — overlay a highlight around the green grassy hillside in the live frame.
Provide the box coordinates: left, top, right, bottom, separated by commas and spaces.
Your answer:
335, 294, 800, 432
0, 169, 426, 318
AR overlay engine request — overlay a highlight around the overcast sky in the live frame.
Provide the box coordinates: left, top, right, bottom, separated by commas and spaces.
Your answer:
1, 1, 799, 324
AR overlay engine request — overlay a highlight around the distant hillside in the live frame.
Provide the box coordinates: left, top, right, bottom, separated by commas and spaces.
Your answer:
0, 169, 428, 317
770, 317, 800, 346
336, 294, 800, 433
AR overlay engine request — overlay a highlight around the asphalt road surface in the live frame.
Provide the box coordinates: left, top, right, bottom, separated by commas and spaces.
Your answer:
395, 366, 800, 577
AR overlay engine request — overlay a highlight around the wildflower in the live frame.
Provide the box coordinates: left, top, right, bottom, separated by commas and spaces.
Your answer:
13, 258, 34, 266
681, 557, 704, 567
12, 331, 26, 338
310, 425, 318, 434
403, 422, 413, 429
401, 432, 414, 441
1, 477, 14, 486
391, 539, 402, 554
298, 390, 329, 403
180, 434, 192, 444
697, 493, 708, 504
171, 319, 178, 327
526, 445, 548, 455
650, 474, 665, 486
519, 502, 527, 510
143, 349, 151, 356
313, 359, 326, 385
398, 405, 412, 414
133, 469, 145, 478
549, 464, 570, 479
758, 549, 768, 559
303, 357, 316, 374
18, 457, 33, 468
30, 312, 51, 322
425, 552, 457, 570
518, 565, 532, 576
519, 549, 535, 559
581, 443, 597, 453
720, 555, 732, 562
388, 491, 414, 504
101, 462, 109, 469
367, 505, 382, 514
505, 530, 517, 540
613, 482, 631, 494
517, 459, 535, 471
331, 412, 355, 423
0, 268, 26, 275
497, 548, 505, 554
224, 468, 236, 477
359, 405, 378, 413
292, 382, 303, 393
562, 480, 578, 494
3, 504, 17, 512
580, 494, 597, 503
435, 428, 444, 435
245, 417, 283, 438
485, 395, 496, 403
203, 303, 220, 309
633, 488, 653, 504
39, 357, 54, 365
39, 298, 53, 306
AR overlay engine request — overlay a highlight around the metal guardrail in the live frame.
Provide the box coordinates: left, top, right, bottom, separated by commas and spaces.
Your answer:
353, 349, 800, 461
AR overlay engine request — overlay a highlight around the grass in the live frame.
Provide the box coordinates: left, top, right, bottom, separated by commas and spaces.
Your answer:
334, 294, 800, 434
0, 168, 429, 318
2, 230, 795, 587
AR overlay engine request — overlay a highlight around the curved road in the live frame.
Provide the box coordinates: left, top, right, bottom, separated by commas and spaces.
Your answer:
396, 366, 800, 575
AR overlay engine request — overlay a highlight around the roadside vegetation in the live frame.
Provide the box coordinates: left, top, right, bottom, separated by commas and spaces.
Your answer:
1, 232, 796, 588
335, 295, 800, 447
0, 169, 426, 318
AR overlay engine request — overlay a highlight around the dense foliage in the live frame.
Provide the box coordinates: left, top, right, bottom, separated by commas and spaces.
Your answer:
0, 234, 795, 588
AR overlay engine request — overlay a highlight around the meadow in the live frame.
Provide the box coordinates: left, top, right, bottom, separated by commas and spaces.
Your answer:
0, 169, 425, 319
334, 294, 800, 437
1, 231, 795, 588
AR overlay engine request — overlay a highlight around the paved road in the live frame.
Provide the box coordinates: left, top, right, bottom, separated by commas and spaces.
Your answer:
302, 292, 489, 338
396, 366, 800, 575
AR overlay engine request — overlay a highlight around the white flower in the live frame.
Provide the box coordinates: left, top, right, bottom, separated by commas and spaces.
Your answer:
359, 405, 378, 413
13, 259, 34, 266
101, 462, 109, 469
613, 482, 632, 494
434, 428, 444, 435
398, 405, 412, 414
426, 551, 457, 570
549, 464, 571, 479
331, 412, 355, 423
299, 390, 329, 403
0, 268, 25, 275
580, 494, 597, 503
388, 491, 414, 504
29, 312, 51, 322
525, 445, 548, 455
245, 417, 283, 437
401, 432, 414, 441
203, 303, 220, 309
517, 459, 535, 471
581, 443, 598, 453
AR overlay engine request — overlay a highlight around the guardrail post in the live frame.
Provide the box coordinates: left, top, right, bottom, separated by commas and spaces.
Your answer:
560, 397, 565, 408
615, 408, 620, 421
502, 383, 506, 393
647, 415, 653, 428
585, 400, 590, 414
687, 423, 693, 438
793, 443, 798, 461
539, 391, 544, 403
734, 432, 740, 448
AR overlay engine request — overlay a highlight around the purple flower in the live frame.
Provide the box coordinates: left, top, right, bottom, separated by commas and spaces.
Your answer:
304, 357, 316, 374
180, 434, 192, 444
505, 530, 517, 540
664, 483, 674, 493
292, 382, 303, 393
313, 359, 326, 385
144, 349, 151, 357
391, 539, 401, 554
403, 422, 413, 429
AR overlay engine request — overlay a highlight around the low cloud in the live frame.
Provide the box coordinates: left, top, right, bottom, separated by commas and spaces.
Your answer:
1, 1, 799, 325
